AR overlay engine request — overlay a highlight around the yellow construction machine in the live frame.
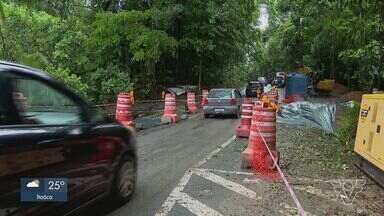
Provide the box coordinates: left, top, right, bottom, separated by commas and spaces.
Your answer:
354, 94, 384, 187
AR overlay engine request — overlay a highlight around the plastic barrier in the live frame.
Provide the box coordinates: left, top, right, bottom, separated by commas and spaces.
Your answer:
187, 92, 198, 113
241, 101, 280, 173
201, 89, 209, 106
250, 105, 279, 172
162, 93, 178, 123
235, 97, 253, 138
116, 92, 135, 128
240, 101, 262, 169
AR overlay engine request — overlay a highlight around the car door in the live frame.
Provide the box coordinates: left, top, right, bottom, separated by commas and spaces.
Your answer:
0, 71, 108, 215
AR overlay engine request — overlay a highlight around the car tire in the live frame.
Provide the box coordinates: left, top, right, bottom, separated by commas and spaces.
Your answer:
204, 114, 210, 118
113, 154, 137, 203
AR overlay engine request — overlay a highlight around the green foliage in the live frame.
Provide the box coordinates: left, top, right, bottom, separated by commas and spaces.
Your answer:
337, 102, 361, 149
88, 66, 134, 103
255, 0, 384, 91
1, 1, 257, 102
46, 65, 89, 98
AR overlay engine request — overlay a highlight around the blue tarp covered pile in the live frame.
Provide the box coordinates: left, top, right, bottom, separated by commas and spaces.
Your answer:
277, 101, 336, 134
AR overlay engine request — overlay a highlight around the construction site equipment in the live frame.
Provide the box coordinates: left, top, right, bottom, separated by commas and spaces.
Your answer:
316, 79, 335, 93
354, 94, 384, 187
286, 73, 308, 98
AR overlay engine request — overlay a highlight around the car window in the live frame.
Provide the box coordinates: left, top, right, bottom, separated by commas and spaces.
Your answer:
12, 78, 82, 125
0, 103, 6, 125
0, 74, 20, 125
0, 78, 6, 125
208, 89, 232, 99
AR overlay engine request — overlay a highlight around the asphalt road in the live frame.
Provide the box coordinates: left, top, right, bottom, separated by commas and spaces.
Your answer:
82, 113, 239, 216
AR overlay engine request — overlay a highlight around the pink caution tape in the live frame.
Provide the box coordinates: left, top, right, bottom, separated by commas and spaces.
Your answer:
256, 126, 305, 216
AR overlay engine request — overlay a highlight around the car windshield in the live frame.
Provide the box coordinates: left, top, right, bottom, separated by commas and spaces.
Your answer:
208, 89, 232, 99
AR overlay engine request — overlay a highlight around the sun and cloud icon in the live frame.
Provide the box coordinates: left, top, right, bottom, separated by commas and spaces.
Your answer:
26, 179, 40, 188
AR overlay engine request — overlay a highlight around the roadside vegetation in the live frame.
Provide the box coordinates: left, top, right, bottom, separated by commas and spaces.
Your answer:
1, 1, 382, 101
254, 0, 383, 149
255, 0, 384, 91
336, 102, 361, 149
0, 0, 259, 102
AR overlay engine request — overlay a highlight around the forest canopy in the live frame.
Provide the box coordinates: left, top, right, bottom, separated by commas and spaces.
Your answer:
256, 0, 384, 91
0, 0, 383, 103
0, 0, 257, 102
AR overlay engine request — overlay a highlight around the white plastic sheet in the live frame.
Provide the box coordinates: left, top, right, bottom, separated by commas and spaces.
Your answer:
277, 101, 336, 133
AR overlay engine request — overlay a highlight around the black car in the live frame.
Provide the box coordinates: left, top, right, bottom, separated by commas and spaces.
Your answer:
245, 81, 264, 97
0, 62, 137, 215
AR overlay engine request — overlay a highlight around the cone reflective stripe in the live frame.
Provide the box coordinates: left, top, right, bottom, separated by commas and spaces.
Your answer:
201, 89, 209, 106
235, 97, 253, 137
116, 92, 135, 128
162, 93, 178, 123
187, 92, 198, 113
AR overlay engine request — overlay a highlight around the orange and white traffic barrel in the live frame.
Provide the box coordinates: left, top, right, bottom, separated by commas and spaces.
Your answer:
201, 89, 209, 106
240, 100, 261, 169
241, 102, 279, 173
250, 105, 279, 173
235, 97, 253, 138
116, 92, 135, 129
187, 92, 198, 113
162, 93, 178, 123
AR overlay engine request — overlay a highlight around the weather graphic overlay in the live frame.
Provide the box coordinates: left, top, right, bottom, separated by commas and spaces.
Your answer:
20, 178, 68, 202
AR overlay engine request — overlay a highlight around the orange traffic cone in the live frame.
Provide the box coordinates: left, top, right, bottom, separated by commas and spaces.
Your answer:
235, 97, 253, 138
116, 92, 135, 129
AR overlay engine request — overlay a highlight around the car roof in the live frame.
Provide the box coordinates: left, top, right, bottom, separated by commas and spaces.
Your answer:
0, 61, 52, 80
